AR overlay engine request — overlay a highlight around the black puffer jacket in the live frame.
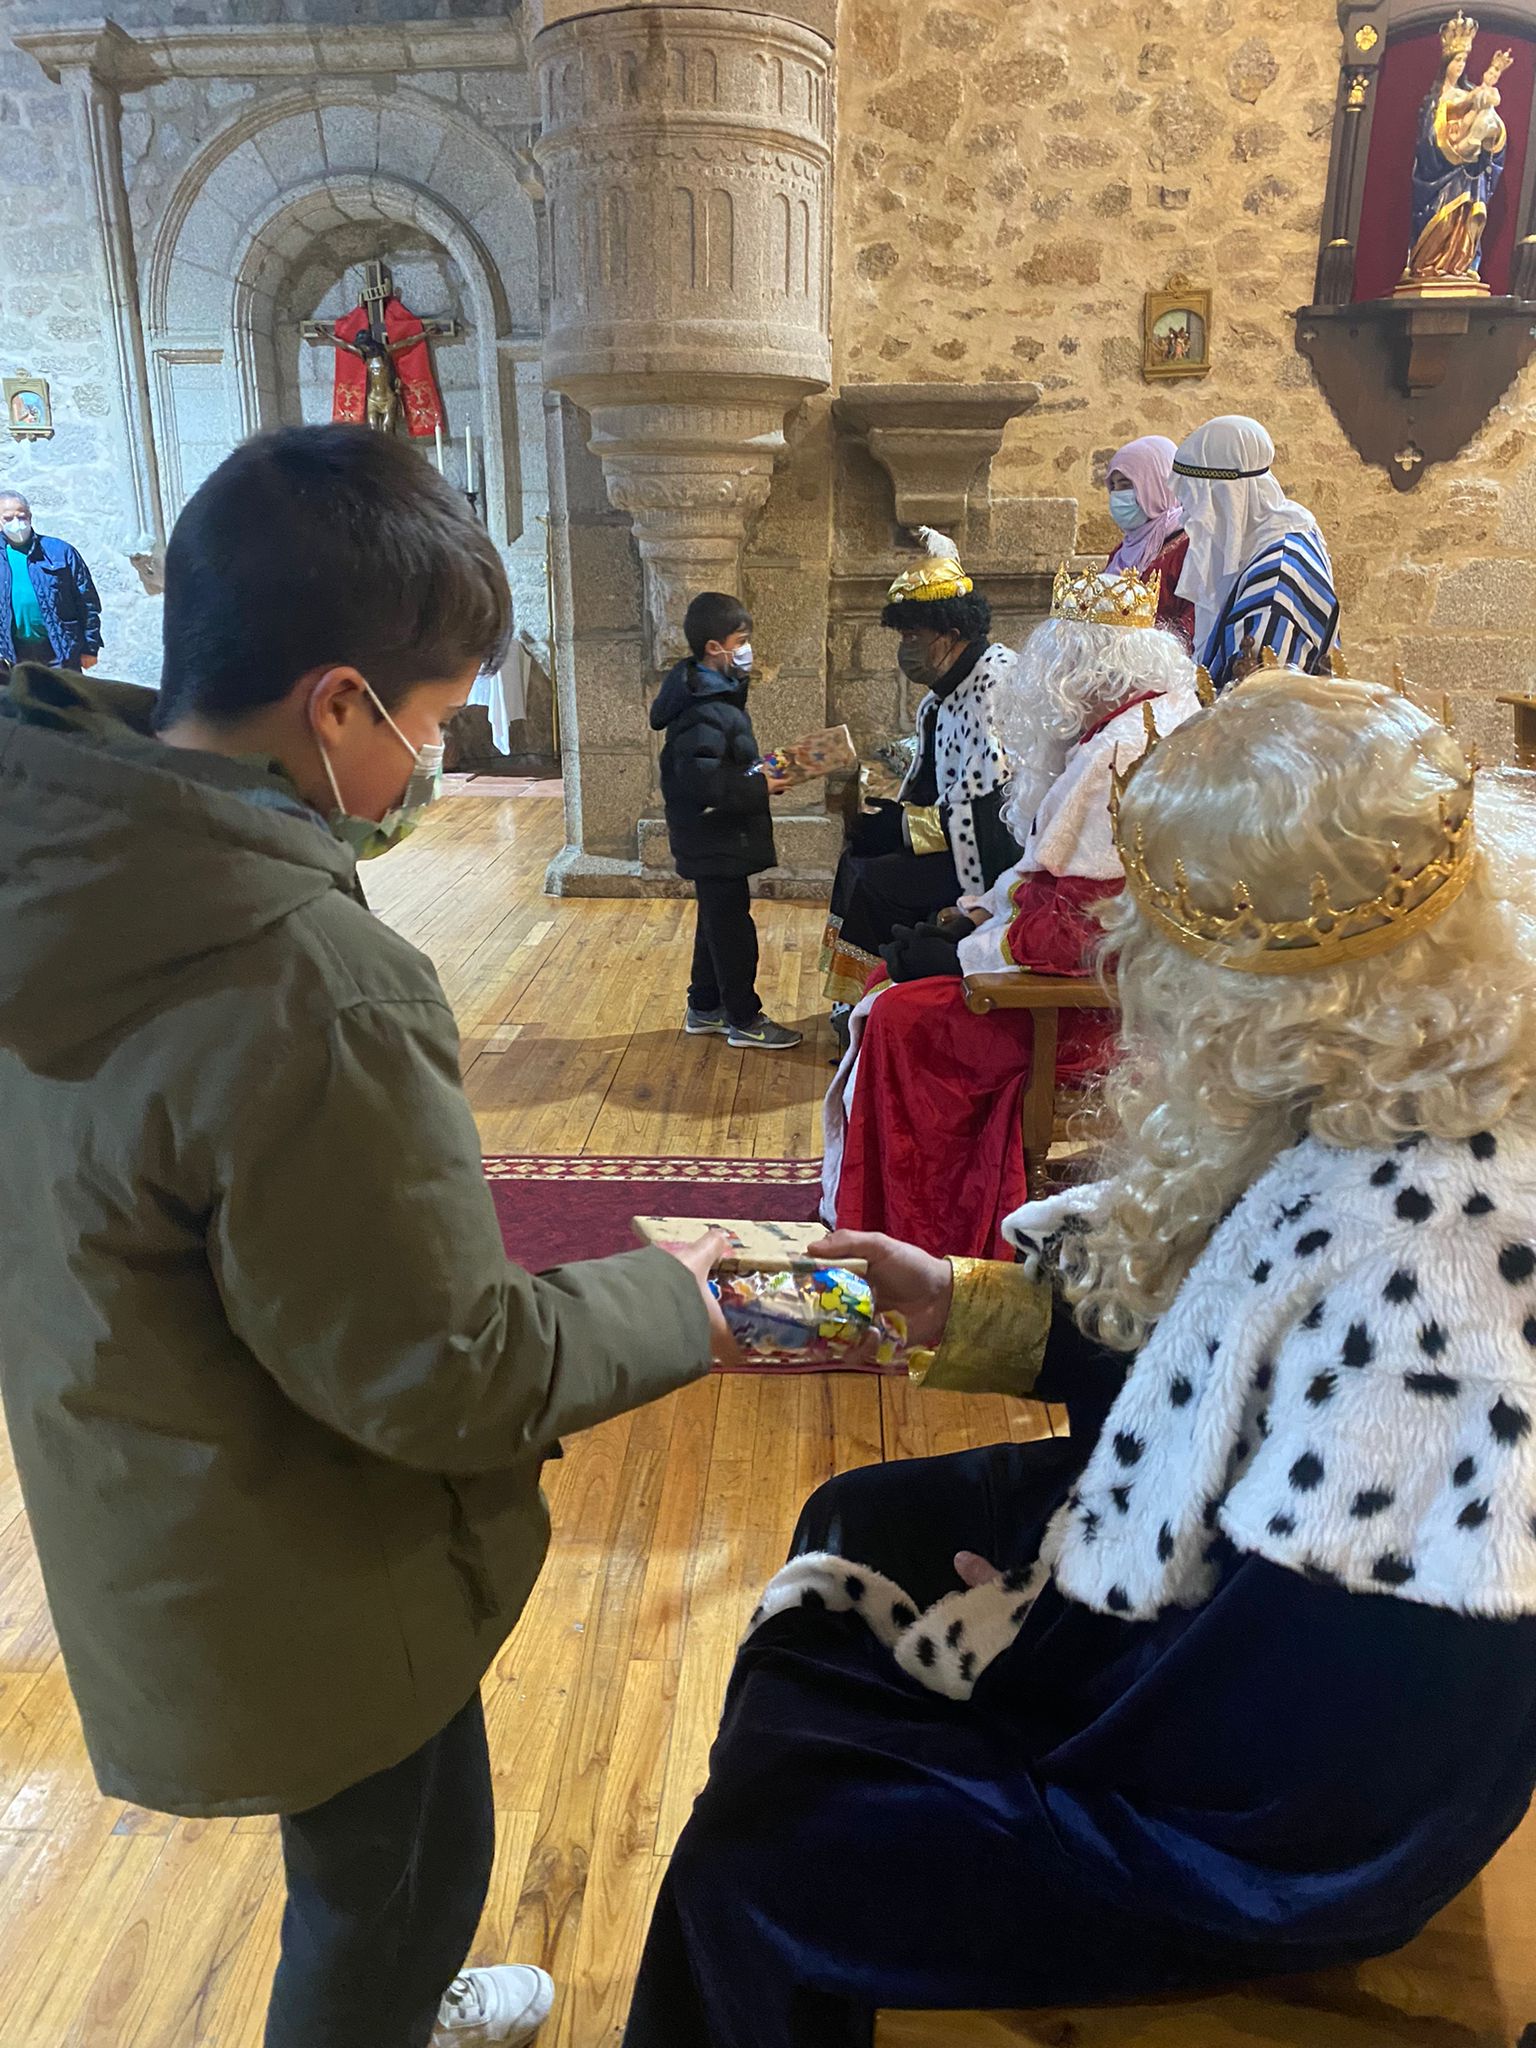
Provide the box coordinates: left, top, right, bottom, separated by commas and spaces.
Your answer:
650, 659, 776, 881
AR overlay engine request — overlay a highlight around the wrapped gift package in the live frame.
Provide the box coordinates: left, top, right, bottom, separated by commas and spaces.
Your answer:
756, 723, 858, 788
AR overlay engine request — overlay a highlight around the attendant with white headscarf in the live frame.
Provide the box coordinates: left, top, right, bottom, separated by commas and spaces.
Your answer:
1171, 415, 1339, 687
1104, 435, 1195, 648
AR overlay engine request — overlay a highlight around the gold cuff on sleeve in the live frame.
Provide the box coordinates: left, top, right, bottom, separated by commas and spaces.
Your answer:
909, 1257, 1052, 1396
903, 804, 948, 857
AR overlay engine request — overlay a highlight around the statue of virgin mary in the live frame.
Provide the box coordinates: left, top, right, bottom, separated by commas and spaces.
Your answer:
1396, 11, 1513, 298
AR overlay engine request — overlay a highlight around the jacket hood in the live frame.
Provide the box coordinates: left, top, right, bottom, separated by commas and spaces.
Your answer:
0, 664, 356, 1066
649, 658, 746, 731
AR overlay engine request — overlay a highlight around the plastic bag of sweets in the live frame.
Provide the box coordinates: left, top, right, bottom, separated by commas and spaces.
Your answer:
711, 1263, 909, 1370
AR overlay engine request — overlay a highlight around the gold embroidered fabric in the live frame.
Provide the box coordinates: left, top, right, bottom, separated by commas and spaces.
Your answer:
911, 1257, 1052, 1396
903, 804, 948, 857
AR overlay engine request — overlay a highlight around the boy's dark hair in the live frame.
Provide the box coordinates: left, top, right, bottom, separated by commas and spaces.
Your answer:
880, 592, 992, 640
684, 591, 751, 659
155, 424, 512, 729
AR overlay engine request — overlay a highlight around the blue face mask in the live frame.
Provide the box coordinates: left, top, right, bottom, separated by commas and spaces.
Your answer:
1108, 488, 1148, 534
316, 680, 445, 861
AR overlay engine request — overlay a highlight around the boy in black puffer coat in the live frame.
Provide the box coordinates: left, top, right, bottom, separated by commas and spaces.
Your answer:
650, 592, 803, 1051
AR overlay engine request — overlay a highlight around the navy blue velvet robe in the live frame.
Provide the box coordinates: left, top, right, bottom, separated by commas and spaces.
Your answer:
623, 1340, 1536, 2048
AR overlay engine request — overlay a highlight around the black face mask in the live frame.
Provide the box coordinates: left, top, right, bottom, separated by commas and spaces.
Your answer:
897, 639, 945, 689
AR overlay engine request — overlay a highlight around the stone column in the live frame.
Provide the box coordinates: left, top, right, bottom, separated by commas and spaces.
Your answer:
532, 2, 835, 891
534, 4, 833, 658
31, 27, 165, 580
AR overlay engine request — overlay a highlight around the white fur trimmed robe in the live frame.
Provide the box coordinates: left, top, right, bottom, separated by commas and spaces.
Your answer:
898, 642, 1017, 895
752, 1121, 1536, 1699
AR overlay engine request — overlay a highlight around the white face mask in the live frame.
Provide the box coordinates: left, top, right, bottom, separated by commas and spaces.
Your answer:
729, 641, 754, 674
314, 679, 445, 861
2, 517, 32, 547
1108, 488, 1147, 534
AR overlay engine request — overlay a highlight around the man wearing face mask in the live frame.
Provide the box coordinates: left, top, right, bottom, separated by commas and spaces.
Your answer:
0, 489, 103, 675
0, 425, 739, 2048
821, 529, 1019, 1016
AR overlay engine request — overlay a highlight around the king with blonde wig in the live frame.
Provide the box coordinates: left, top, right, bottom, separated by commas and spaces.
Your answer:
1071, 670, 1536, 1351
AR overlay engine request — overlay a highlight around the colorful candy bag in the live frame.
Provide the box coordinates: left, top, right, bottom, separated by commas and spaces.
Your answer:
711, 1263, 908, 1370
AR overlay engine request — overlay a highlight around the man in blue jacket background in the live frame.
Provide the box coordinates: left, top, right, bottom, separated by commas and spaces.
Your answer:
1, 490, 103, 673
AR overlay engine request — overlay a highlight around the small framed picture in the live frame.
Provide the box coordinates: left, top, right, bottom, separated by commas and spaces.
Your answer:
1142, 284, 1212, 381
4, 375, 53, 440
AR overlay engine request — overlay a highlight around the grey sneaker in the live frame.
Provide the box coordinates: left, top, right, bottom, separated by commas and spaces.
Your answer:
685, 1006, 729, 1035
433, 1965, 554, 2044
727, 1014, 804, 1051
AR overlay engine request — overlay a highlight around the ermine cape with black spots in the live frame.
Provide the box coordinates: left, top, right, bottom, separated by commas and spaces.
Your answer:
746, 1122, 1536, 1700
896, 642, 1015, 896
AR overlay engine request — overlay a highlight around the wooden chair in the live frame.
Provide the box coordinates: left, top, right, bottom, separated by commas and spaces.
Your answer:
1498, 694, 1536, 770
962, 972, 1117, 1185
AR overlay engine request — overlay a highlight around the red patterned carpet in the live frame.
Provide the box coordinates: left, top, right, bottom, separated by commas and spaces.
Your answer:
485, 1153, 824, 1272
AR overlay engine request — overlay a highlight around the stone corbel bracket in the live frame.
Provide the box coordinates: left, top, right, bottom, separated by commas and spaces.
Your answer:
833, 383, 1042, 535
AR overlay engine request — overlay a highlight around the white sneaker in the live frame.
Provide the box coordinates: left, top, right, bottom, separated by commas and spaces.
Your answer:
433, 1965, 555, 2045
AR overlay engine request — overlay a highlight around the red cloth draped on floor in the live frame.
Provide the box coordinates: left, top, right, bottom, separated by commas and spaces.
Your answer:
835, 875, 1119, 1260
330, 296, 444, 437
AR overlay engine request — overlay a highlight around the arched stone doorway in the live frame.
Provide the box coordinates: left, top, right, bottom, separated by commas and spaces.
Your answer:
141, 81, 555, 759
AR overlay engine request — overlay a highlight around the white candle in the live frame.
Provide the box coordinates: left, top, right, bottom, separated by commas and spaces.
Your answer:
433, 419, 444, 475
465, 421, 474, 496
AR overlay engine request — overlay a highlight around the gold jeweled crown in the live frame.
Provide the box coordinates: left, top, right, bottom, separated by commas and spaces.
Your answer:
1051, 564, 1162, 630
1106, 676, 1480, 977
1442, 10, 1479, 58
887, 527, 974, 605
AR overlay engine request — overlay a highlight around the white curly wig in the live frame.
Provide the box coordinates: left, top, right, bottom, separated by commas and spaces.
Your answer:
1066, 670, 1536, 1352
998, 619, 1195, 844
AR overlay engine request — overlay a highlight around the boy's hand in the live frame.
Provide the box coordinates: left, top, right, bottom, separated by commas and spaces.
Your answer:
663, 1228, 742, 1367
762, 768, 792, 797
806, 1230, 954, 1349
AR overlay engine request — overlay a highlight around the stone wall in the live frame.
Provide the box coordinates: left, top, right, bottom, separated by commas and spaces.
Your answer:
1, 0, 158, 681
837, 0, 1536, 757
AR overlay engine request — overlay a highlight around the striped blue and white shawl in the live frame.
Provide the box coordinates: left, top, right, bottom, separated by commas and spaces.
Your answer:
1203, 528, 1340, 688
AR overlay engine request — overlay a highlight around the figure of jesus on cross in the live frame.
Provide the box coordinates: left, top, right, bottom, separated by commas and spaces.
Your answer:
301, 262, 461, 438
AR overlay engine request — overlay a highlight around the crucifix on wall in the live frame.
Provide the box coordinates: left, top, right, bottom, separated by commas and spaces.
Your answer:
300, 262, 462, 438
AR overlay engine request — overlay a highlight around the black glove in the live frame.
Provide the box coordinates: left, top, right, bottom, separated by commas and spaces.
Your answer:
880, 922, 965, 984
847, 797, 906, 859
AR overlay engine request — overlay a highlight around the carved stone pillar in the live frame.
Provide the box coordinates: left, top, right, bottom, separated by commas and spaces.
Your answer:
28, 26, 165, 582
532, 4, 833, 666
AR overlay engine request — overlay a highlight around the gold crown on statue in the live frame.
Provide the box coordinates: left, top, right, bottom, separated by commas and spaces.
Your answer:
1051, 564, 1162, 630
887, 527, 975, 605
1442, 10, 1479, 58
1105, 669, 1480, 976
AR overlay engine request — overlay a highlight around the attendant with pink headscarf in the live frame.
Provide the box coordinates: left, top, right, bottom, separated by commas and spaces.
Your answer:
1104, 435, 1195, 648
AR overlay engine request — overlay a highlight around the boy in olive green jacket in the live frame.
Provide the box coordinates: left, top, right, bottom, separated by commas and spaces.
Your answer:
0, 425, 725, 2048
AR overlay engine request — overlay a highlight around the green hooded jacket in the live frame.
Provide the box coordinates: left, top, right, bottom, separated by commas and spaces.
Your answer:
0, 666, 712, 1816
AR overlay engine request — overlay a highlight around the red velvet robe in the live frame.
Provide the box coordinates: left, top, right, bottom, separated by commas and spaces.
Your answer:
833, 874, 1119, 1260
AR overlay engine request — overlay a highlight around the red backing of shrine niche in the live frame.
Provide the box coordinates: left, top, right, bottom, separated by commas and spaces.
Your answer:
1354, 22, 1535, 302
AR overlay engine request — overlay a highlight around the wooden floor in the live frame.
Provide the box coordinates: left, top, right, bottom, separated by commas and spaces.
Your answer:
0, 795, 1062, 2048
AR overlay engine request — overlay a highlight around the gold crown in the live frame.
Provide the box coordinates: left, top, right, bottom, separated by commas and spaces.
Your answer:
1442, 10, 1478, 57
1107, 681, 1479, 977
887, 527, 974, 605
1051, 564, 1162, 629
